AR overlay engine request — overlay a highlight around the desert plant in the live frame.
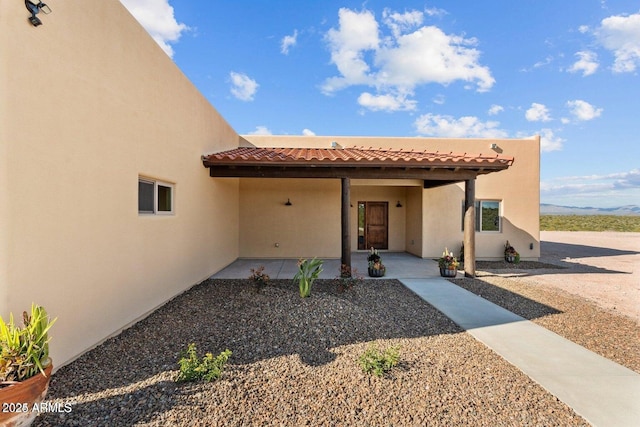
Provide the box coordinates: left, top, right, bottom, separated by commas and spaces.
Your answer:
293, 258, 323, 298
367, 247, 385, 270
249, 266, 270, 292
0, 304, 56, 383
335, 264, 363, 292
358, 344, 400, 377
438, 247, 459, 269
176, 343, 232, 383
504, 241, 520, 264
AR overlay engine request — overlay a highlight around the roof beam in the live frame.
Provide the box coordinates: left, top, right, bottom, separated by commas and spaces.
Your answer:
209, 166, 480, 181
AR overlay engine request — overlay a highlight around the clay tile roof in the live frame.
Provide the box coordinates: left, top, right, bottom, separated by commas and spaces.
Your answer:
202, 146, 514, 169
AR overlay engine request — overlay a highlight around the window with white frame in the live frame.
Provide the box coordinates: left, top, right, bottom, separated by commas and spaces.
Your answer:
461, 200, 501, 232
138, 177, 174, 215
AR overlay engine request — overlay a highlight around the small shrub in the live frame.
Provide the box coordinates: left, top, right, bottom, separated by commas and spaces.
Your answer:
358, 344, 400, 377
176, 343, 231, 383
249, 266, 270, 292
335, 264, 363, 292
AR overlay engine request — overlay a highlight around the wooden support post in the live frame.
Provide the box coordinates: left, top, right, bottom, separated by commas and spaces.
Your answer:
341, 177, 351, 276
464, 178, 476, 278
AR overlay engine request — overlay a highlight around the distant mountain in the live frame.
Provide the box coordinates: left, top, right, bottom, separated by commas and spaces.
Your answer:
540, 204, 640, 216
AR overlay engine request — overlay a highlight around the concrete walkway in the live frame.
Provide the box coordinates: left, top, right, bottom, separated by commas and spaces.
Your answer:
401, 278, 640, 427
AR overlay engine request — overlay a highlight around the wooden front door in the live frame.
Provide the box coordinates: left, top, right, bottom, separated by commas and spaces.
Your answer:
358, 201, 388, 250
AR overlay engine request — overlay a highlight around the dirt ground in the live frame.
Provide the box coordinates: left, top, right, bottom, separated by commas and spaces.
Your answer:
528, 231, 640, 321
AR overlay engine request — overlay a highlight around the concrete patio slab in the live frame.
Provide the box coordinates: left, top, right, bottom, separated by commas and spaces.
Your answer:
211, 252, 445, 280
401, 278, 640, 427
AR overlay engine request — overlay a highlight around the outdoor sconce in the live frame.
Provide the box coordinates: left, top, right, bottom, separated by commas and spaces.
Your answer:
285, 198, 292, 206
25, 0, 51, 27
396, 201, 403, 208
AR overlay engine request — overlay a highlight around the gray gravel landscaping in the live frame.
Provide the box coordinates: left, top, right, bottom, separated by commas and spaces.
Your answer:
33, 278, 593, 426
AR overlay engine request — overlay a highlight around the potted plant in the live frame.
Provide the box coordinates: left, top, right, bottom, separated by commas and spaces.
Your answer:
438, 247, 459, 277
504, 241, 520, 263
367, 247, 386, 277
0, 304, 56, 427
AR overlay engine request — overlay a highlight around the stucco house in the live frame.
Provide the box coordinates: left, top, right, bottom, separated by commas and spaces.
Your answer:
1, 1, 539, 367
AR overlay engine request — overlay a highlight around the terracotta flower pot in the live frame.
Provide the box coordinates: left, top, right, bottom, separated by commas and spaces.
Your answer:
0, 362, 53, 427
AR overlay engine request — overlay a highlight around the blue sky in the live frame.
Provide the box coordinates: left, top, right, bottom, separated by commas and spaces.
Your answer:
120, 0, 639, 208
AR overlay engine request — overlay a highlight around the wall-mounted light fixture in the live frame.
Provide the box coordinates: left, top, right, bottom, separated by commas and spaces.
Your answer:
396, 201, 403, 208
490, 143, 498, 149
285, 198, 292, 206
25, 0, 51, 27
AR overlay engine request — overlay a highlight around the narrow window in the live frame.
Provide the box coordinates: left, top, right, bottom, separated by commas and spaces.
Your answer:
138, 177, 174, 215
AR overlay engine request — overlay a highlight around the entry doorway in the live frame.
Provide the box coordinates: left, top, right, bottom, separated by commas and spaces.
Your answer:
357, 201, 389, 250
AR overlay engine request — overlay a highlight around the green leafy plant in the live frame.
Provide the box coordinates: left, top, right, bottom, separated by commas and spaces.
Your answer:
358, 344, 400, 377
176, 343, 232, 383
249, 266, 270, 292
367, 247, 385, 272
293, 258, 323, 298
438, 247, 459, 269
0, 304, 56, 383
504, 241, 520, 264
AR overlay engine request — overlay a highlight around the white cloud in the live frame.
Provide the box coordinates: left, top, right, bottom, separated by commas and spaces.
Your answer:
248, 126, 272, 135
539, 128, 565, 152
432, 94, 446, 105
302, 128, 316, 136
382, 8, 424, 39
323, 8, 380, 92
488, 104, 504, 115
568, 51, 599, 76
229, 72, 259, 101
525, 103, 552, 122
424, 7, 448, 17
578, 25, 590, 34
358, 92, 417, 112
567, 99, 603, 121
596, 12, 640, 73
281, 30, 298, 55
119, 0, 188, 58
541, 169, 640, 206
322, 7, 494, 111
414, 114, 507, 138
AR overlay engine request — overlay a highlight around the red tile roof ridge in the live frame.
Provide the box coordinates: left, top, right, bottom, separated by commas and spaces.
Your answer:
203, 146, 514, 167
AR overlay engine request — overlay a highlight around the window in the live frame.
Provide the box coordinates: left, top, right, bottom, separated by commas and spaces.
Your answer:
138, 177, 174, 215
461, 200, 501, 232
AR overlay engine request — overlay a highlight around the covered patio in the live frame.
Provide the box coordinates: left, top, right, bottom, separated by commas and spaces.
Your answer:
211, 252, 443, 280
203, 146, 514, 277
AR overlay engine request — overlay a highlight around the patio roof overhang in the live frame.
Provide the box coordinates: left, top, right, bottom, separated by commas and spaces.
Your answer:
201, 147, 514, 187
201, 146, 515, 278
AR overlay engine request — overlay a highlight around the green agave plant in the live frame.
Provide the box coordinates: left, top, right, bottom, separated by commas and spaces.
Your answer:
293, 258, 323, 298
0, 304, 56, 383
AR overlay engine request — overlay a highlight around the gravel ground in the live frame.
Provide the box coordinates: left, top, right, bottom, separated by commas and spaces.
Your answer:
34, 278, 590, 427
451, 271, 640, 374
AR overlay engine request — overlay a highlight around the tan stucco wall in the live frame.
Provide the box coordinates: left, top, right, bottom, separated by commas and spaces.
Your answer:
243, 135, 540, 260
1, 1, 240, 366
239, 179, 341, 258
